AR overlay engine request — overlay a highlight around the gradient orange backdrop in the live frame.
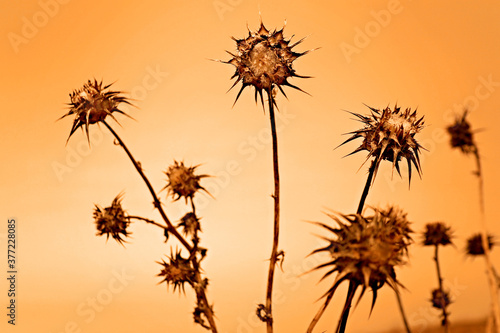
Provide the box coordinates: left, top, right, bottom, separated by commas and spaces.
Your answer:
2, 1, 500, 332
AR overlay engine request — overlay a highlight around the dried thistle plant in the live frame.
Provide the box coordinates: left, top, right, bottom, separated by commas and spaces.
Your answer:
447, 110, 500, 333
307, 206, 412, 333
422, 222, 454, 331
60, 81, 218, 332
218, 19, 314, 332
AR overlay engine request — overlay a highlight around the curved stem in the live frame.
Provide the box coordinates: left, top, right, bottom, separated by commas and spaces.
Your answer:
103, 121, 218, 332
265, 90, 280, 333
474, 148, 500, 333
394, 286, 412, 333
357, 159, 378, 214
307, 291, 335, 333
433, 245, 449, 332
335, 281, 358, 333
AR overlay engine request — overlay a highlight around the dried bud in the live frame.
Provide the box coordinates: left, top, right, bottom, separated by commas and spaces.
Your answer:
422, 222, 453, 247
178, 212, 201, 237
164, 161, 209, 202
94, 194, 131, 245
466, 233, 495, 256
447, 110, 476, 154
157, 250, 195, 293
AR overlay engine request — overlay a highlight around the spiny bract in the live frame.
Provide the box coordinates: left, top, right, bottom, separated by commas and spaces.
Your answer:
341, 105, 424, 184
93, 194, 131, 245
60, 79, 132, 143
311, 206, 412, 311
223, 20, 311, 106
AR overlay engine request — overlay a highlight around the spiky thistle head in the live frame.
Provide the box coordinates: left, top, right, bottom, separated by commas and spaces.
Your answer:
341, 105, 424, 184
93, 193, 131, 245
222, 20, 312, 106
59, 79, 133, 144
311, 206, 412, 312
466, 233, 495, 256
163, 161, 210, 203
422, 222, 453, 247
447, 109, 477, 155
178, 212, 201, 237
157, 249, 195, 293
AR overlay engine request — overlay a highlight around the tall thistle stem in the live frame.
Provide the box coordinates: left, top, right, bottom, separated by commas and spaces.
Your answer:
433, 245, 449, 332
264, 89, 281, 333
103, 121, 218, 333
473, 147, 500, 333
394, 286, 412, 333
335, 281, 358, 333
357, 158, 377, 214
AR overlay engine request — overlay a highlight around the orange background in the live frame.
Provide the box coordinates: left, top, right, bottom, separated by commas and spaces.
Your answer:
2, 1, 500, 332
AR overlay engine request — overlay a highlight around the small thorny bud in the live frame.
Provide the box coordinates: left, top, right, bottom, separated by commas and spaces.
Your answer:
446, 109, 477, 155
157, 250, 195, 293
256, 304, 272, 323
431, 288, 451, 309
93, 194, 131, 245
193, 292, 213, 330
59, 79, 133, 144
164, 161, 210, 203
422, 222, 453, 247
178, 212, 201, 237
466, 233, 495, 256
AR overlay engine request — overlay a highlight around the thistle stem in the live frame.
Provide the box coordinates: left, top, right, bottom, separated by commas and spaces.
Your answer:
394, 286, 413, 333
129, 216, 167, 230
103, 121, 218, 333
264, 90, 280, 333
335, 281, 358, 333
473, 147, 500, 333
357, 159, 377, 214
307, 291, 335, 333
433, 245, 449, 332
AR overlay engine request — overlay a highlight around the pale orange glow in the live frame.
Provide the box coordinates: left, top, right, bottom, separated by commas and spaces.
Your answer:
2, 1, 500, 333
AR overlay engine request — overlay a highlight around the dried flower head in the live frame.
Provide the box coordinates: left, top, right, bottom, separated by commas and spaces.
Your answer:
422, 222, 453, 247
157, 250, 195, 293
466, 233, 495, 256
431, 288, 451, 311
93, 194, 131, 245
164, 161, 210, 202
222, 20, 311, 106
178, 212, 201, 236
341, 105, 424, 183
59, 79, 132, 143
311, 206, 412, 311
447, 110, 476, 154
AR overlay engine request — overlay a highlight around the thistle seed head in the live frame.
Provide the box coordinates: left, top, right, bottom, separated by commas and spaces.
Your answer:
341, 105, 424, 184
466, 233, 495, 256
223, 20, 311, 106
311, 206, 412, 311
93, 194, 131, 245
60, 79, 132, 144
430, 288, 452, 310
164, 161, 210, 203
447, 110, 476, 155
422, 222, 453, 247
157, 250, 195, 293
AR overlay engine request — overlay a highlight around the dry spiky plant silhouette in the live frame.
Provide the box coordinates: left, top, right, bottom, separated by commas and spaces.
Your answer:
59, 80, 218, 332
217, 19, 315, 333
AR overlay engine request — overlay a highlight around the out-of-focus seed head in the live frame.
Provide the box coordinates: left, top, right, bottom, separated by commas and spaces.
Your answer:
340, 105, 424, 184
466, 233, 495, 256
59, 79, 132, 144
157, 250, 195, 293
164, 161, 210, 203
222, 20, 312, 106
93, 194, 131, 245
422, 222, 453, 247
431, 288, 452, 310
311, 206, 412, 311
447, 110, 476, 155
178, 212, 201, 237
